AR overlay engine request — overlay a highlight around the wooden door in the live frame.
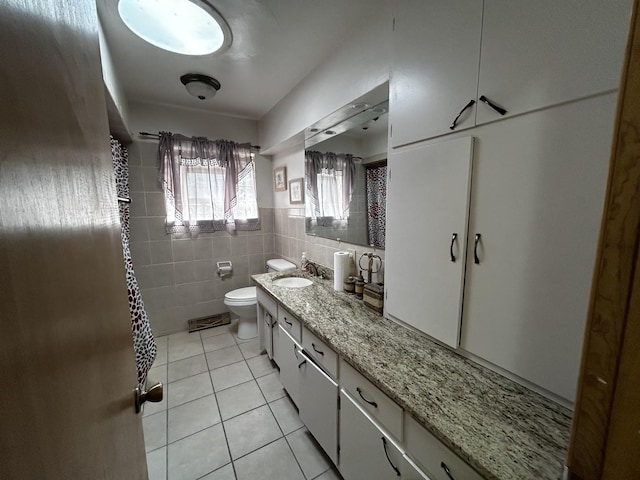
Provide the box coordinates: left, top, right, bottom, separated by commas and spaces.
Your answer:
476, 0, 631, 125
390, 0, 483, 147
385, 137, 474, 348
0, 1, 147, 479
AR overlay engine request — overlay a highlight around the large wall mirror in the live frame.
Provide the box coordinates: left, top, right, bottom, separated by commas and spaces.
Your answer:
304, 83, 388, 248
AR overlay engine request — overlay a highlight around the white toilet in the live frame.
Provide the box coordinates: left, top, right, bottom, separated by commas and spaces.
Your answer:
224, 258, 296, 339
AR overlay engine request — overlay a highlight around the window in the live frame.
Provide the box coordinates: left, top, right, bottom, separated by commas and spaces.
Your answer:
159, 133, 260, 233
305, 150, 355, 227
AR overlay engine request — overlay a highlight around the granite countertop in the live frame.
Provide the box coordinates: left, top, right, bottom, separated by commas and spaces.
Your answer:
252, 271, 572, 480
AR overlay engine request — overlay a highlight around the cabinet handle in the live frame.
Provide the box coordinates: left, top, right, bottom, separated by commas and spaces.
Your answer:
479, 95, 507, 116
449, 99, 475, 130
284, 318, 292, 327
356, 387, 378, 408
381, 437, 401, 476
450, 233, 458, 262
311, 343, 324, 356
298, 359, 307, 369
441, 462, 456, 480
474, 233, 481, 264
271, 319, 277, 329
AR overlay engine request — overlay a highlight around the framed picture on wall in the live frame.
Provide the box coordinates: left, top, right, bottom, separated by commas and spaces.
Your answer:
274, 166, 287, 191
289, 178, 304, 204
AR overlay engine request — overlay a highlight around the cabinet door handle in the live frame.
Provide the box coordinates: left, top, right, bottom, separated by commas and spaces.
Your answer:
441, 461, 456, 480
450, 233, 458, 262
474, 233, 482, 264
298, 359, 307, 369
271, 319, 277, 329
284, 318, 292, 327
449, 99, 475, 130
311, 343, 324, 356
381, 437, 401, 476
479, 95, 507, 115
356, 387, 378, 408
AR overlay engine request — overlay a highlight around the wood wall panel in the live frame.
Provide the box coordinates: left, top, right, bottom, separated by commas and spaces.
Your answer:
567, 1, 640, 477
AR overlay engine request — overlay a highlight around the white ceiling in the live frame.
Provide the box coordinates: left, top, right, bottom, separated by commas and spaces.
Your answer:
97, 0, 384, 120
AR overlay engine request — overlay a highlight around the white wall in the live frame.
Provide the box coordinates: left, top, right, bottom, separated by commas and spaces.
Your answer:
129, 101, 273, 208
98, 20, 130, 133
126, 102, 276, 335
258, 5, 393, 153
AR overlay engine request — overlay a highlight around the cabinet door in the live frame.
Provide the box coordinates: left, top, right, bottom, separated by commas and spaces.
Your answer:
299, 352, 338, 464
278, 325, 302, 406
390, 0, 483, 147
460, 94, 616, 401
476, 0, 631, 125
385, 137, 474, 348
339, 391, 405, 480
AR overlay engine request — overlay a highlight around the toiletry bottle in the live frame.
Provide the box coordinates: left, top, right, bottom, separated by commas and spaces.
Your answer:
355, 271, 365, 299
301, 252, 308, 272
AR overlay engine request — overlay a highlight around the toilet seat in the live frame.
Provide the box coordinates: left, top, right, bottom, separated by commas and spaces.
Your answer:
224, 286, 256, 306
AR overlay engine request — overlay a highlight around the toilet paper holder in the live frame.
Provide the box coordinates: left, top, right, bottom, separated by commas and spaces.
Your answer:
217, 261, 233, 278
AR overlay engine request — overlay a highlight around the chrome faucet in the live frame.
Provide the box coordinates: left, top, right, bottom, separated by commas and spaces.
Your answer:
307, 262, 326, 278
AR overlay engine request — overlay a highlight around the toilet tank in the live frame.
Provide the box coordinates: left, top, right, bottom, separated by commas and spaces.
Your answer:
266, 258, 296, 273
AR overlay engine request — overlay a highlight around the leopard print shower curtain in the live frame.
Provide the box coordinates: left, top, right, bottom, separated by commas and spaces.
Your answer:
111, 136, 157, 386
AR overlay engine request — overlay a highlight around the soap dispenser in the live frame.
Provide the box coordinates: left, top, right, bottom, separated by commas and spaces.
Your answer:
301, 252, 308, 272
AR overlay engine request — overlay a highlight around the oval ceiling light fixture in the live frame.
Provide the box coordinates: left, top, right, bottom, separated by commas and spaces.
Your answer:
118, 0, 232, 56
180, 74, 221, 100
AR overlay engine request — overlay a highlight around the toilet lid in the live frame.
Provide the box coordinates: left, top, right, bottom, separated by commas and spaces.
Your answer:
224, 286, 256, 303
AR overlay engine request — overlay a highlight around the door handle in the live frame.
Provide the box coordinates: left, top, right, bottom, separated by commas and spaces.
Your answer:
134, 382, 163, 414
479, 95, 507, 116
450, 233, 458, 262
441, 462, 456, 480
356, 387, 378, 408
449, 99, 475, 130
474, 233, 482, 264
381, 437, 401, 476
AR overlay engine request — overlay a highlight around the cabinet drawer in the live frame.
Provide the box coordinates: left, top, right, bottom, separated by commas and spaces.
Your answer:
339, 390, 404, 480
405, 414, 484, 480
301, 327, 338, 379
278, 307, 301, 342
340, 359, 403, 440
256, 287, 277, 318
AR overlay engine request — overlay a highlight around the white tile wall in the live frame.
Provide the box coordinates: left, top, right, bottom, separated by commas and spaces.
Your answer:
127, 141, 277, 336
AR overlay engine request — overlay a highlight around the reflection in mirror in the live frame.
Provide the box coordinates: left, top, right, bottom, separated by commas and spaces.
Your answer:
304, 88, 388, 249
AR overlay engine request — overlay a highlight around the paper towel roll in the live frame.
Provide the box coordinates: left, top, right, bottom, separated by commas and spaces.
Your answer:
334, 251, 350, 292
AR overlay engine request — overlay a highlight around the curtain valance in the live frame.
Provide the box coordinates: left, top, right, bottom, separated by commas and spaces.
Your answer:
158, 132, 259, 233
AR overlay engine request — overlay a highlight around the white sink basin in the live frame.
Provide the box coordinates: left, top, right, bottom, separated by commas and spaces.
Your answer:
272, 277, 313, 288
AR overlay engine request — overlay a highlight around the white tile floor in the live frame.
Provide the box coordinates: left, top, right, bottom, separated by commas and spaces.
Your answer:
144, 325, 343, 480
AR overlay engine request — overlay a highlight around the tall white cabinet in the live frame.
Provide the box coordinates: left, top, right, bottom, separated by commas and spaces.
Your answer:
385, 0, 629, 402
460, 94, 616, 400
385, 137, 474, 348
390, 0, 631, 148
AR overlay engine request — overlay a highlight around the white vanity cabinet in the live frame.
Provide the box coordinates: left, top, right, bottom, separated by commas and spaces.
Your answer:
277, 325, 302, 407
404, 415, 484, 480
301, 327, 338, 379
257, 288, 278, 359
385, 136, 474, 348
274, 306, 301, 369
298, 351, 339, 464
339, 390, 405, 480
390, 0, 631, 147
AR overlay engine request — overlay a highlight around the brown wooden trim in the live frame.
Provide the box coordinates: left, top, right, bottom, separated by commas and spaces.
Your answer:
567, 1, 640, 478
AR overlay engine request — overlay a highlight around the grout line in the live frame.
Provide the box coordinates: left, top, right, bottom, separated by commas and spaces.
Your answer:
203, 333, 239, 480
